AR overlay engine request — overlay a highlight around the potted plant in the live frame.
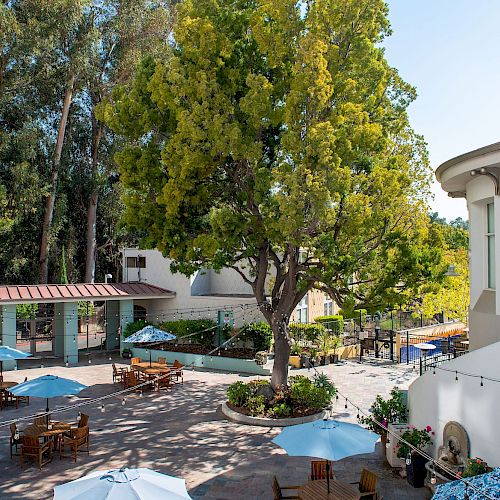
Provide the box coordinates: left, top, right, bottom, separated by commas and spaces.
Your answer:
397, 426, 433, 487
308, 347, 319, 367
359, 387, 408, 457
330, 336, 343, 363
462, 457, 492, 478
318, 332, 333, 366
289, 343, 302, 369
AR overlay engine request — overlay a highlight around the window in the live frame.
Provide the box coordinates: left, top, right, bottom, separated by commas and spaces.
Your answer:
324, 294, 333, 316
296, 296, 308, 323
487, 203, 495, 289
126, 256, 146, 268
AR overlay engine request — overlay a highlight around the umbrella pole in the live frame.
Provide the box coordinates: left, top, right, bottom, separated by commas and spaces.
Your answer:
326, 460, 330, 493
149, 350, 152, 367
46, 398, 50, 428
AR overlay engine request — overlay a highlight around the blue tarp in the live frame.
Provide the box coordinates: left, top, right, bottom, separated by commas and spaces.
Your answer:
432, 467, 500, 499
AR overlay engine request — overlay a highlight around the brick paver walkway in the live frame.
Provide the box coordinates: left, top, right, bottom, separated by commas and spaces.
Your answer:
0, 356, 430, 499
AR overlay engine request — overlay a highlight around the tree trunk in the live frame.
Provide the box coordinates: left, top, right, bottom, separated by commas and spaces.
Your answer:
84, 118, 103, 283
270, 318, 291, 389
84, 188, 99, 283
39, 75, 75, 283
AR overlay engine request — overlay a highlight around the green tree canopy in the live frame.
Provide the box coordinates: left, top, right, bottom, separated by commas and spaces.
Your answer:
102, 0, 445, 386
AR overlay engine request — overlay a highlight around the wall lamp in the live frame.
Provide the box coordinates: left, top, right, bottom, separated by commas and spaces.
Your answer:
470, 167, 500, 195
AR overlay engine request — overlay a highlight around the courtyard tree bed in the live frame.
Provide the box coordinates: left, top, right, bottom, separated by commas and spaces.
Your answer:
225, 374, 336, 420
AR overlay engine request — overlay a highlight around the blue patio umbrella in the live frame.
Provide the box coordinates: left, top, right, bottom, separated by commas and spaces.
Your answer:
125, 326, 176, 366
272, 419, 380, 492
432, 468, 500, 499
10, 374, 87, 425
0, 346, 31, 374
54, 467, 192, 500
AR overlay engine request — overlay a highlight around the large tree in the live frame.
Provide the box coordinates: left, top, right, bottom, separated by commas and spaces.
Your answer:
102, 0, 444, 387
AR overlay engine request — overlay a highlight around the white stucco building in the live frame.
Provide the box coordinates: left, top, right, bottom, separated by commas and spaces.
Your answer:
408, 142, 500, 466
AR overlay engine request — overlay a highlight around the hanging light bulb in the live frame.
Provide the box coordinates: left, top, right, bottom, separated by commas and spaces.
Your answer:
40, 363, 44, 369
140, 391, 143, 398
65, 361, 69, 367
480, 376, 484, 387
77, 412, 81, 422
430, 473, 436, 485
121, 397, 126, 406
109, 356, 112, 361
101, 404, 105, 413
88, 359, 92, 364
73, 336, 76, 343
344, 398, 348, 409
455, 371, 458, 382
405, 453, 412, 466
336, 394, 339, 401
386, 437, 391, 449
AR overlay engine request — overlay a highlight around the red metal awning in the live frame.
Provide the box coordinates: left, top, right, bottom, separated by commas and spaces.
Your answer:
0, 283, 175, 304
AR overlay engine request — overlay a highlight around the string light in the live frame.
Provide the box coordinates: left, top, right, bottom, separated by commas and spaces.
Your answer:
405, 453, 412, 466
344, 398, 348, 409
455, 371, 458, 382
100, 404, 105, 413
121, 398, 126, 406
480, 376, 484, 387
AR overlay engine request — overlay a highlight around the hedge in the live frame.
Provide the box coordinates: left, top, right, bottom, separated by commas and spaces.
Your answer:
289, 323, 326, 343
159, 319, 219, 347
314, 315, 344, 333
123, 319, 153, 339
238, 322, 273, 352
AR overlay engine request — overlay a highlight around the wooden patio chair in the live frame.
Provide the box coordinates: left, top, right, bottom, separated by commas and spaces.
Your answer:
10, 423, 21, 459
156, 372, 172, 391
20, 436, 52, 469
60, 426, 89, 462
171, 360, 184, 384
112, 363, 127, 384
8, 391, 29, 409
272, 476, 300, 500
157, 357, 167, 365
124, 370, 143, 391
350, 468, 379, 499
310, 460, 334, 481
78, 413, 89, 428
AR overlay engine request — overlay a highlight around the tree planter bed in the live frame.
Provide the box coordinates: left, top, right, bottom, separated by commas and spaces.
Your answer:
221, 402, 327, 427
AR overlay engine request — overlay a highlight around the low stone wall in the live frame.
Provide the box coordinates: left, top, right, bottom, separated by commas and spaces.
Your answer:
221, 402, 326, 427
130, 347, 271, 376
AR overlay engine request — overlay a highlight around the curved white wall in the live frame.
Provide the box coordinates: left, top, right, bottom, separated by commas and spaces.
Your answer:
409, 341, 500, 466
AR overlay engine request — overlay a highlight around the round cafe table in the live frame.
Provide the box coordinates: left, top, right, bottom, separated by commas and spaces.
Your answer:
0, 381, 17, 390
298, 479, 360, 500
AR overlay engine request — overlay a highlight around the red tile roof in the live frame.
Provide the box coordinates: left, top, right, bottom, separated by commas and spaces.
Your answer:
0, 283, 175, 304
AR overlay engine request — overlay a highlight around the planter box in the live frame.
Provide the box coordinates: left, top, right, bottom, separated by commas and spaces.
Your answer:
387, 423, 411, 468
406, 452, 428, 488
289, 355, 301, 369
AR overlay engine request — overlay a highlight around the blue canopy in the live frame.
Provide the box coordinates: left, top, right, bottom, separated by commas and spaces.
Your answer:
10, 374, 87, 398
125, 326, 176, 344
432, 468, 500, 499
0, 346, 31, 362
272, 419, 380, 462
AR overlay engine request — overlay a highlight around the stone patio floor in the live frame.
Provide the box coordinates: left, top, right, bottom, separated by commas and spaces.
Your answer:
0, 355, 431, 499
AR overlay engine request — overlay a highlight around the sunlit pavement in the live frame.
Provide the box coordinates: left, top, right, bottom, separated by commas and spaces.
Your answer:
0, 356, 430, 499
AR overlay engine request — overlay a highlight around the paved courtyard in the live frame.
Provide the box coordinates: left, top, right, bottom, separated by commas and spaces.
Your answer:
0, 356, 431, 499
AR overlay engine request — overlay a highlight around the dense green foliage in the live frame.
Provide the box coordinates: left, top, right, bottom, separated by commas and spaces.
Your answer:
314, 315, 344, 333
0, 0, 173, 284
289, 323, 326, 343
238, 322, 273, 352
227, 374, 335, 417
123, 319, 153, 339
462, 458, 492, 478
102, 0, 446, 387
360, 387, 407, 436
396, 426, 433, 459
159, 319, 218, 347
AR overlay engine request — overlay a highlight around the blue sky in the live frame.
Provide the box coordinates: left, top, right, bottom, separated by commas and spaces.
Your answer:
383, 0, 500, 221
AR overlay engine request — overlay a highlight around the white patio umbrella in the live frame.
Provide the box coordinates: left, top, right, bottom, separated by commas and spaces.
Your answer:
53, 467, 192, 500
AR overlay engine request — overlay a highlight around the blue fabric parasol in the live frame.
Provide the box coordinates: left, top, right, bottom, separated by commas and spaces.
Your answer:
432, 468, 500, 499
125, 326, 176, 344
54, 467, 192, 500
272, 418, 379, 493
125, 326, 176, 366
10, 374, 87, 425
0, 346, 31, 374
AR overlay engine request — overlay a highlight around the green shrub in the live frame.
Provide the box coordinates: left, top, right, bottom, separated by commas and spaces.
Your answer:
290, 343, 303, 355
396, 427, 433, 459
246, 395, 265, 416
160, 319, 217, 347
268, 403, 292, 418
359, 387, 407, 435
313, 373, 336, 397
123, 319, 153, 339
289, 323, 326, 343
77, 301, 95, 318
462, 457, 493, 478
227, 381, 252, 407
339, 308, 367, 322
248, 379, 270, 392
239, 322, 273, 351
16, 303, 38, 319
290, 375, 332, 411
314, 315, 344, 334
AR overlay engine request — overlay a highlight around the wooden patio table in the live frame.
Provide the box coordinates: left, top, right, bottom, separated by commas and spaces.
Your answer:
298, 479, 360, 500
133, 363, 171, 391
23, 421, 72, 451
0, 381, 17, 390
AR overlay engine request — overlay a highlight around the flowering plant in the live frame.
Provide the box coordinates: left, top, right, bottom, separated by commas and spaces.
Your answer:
396, 425, 433, 459
462, 457, 492, 478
